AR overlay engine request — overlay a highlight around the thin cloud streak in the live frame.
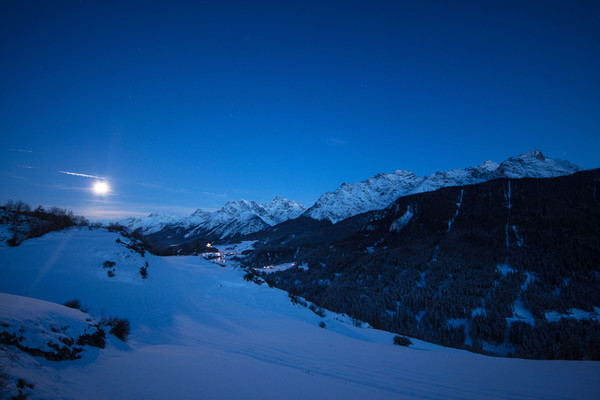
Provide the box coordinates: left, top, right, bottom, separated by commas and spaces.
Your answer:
44, 184, 90, 192
2, 171, 26, 180
137, 182, 227, 198
202, 191, 227, 198
8, 148, 33, 153
59, 171, 105, 179
77, 202, 201, 221
323, 137, 347, 147
137, 182, 191, 194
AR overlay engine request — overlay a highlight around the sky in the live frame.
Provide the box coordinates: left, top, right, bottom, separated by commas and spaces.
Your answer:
1, 0, 599, 220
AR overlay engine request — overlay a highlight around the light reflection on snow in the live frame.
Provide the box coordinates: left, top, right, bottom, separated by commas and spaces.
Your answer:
254, 262, 308, 274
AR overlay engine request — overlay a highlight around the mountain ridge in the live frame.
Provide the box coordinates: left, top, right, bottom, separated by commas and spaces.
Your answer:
121, 196, 305, 241
121, 150, 583, 249
304, 150, 581, 223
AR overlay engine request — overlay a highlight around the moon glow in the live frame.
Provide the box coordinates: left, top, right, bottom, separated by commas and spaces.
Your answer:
93, 181, 110, 195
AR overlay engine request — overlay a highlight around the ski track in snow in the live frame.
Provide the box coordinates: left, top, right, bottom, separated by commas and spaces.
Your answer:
0, 228, 599, 399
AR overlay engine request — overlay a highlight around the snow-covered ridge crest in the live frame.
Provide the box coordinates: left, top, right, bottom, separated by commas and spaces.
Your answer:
122, 196, 305, 237
120, 213, 184, 235
495, 150, 581, 178
122, 150, 581, 231
304, 150, 581, 223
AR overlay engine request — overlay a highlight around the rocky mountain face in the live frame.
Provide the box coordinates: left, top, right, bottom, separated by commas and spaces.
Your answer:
303, 150, 581, 223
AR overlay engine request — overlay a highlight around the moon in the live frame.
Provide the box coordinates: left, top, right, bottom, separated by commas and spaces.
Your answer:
93, 181, 110, 195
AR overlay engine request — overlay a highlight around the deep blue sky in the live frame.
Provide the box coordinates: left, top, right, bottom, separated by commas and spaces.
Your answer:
1, 0, 599, 219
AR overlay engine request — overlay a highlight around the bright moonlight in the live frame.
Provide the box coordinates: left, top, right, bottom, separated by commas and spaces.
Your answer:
93, 181, 110, 195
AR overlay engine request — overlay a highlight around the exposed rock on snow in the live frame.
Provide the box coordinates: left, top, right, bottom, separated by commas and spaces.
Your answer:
389, 206, 414, 232
0, 293, 108, 362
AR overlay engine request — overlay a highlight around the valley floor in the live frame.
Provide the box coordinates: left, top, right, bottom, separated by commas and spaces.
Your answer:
1, 228, 599, 399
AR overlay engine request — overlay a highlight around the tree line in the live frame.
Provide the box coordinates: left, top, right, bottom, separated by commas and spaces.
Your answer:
1, 200, 89, 246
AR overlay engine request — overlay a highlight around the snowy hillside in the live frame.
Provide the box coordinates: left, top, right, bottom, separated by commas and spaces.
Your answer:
304, 150, 582, 223
1, 228, 599, 399
122, 196, 305, 238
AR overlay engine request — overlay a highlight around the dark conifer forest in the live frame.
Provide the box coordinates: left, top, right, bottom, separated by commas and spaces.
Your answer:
239, 170, 600, 359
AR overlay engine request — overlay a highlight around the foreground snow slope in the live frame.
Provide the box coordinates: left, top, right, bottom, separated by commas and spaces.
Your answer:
1, 228, 599, 399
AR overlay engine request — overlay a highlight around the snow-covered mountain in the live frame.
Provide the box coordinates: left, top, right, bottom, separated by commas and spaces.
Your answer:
304, 150, 582, 223
495, 150, 581, 178
122, 150, 581, 235
122, 196, 305, 239
120, 212, 183, 235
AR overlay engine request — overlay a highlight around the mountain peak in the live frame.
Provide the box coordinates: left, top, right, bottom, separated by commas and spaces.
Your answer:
394, 169, 419, 177
497, 150, 580, 179
477, 160, 500, 170
523, 149, 545, 160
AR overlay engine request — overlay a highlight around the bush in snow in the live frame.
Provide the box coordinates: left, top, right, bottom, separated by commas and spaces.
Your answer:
264, 277, 275, 288
0, 369, 8, 395
393, 335, 412, 346
101, 317, 130, 342
17, 378, 34, 390
103, 260, 116, 278
63, 299, 81, 310
243, 271, 264, 285
139, 261, 149, 279
309, 304, 326, 318
76, 327, 106, 349
319, 321, 326, 329
288, 293, 307, 307
63, 299, 89, 312
0, 345, 18, 393
12, 377, 35, 399
105, 223, 124, 233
